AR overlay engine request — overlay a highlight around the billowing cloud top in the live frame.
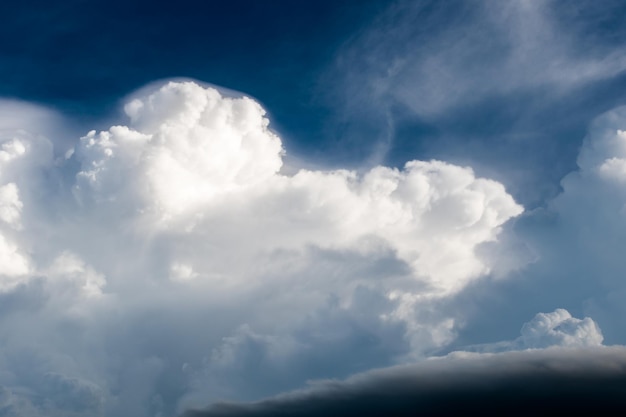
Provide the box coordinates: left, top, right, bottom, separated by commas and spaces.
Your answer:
76, 82, 284, 217
70, 81, 523, 294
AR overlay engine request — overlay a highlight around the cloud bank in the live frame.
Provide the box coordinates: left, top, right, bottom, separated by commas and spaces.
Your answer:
182, 346, 626, 417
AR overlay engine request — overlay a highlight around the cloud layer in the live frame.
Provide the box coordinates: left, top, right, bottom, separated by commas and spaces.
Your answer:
182, 346, 626, 417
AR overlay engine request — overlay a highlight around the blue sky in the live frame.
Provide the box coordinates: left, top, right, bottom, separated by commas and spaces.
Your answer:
1, 1, 626, 416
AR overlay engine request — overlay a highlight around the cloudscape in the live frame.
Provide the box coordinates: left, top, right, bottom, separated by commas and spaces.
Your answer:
1, 0, 626, 416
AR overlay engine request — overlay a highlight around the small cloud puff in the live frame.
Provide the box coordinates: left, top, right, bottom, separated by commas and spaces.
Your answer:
519, 308, 603, 349
461, 309, 604, 353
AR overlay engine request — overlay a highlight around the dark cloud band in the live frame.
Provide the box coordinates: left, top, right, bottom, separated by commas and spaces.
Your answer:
182, 347, 626, 417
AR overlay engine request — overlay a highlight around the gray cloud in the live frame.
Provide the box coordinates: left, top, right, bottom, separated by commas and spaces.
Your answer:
181, 346, 626, 417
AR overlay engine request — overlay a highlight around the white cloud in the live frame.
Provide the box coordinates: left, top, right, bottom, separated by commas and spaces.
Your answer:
74, 81, 284, 220
519, 106, 626, 341
72, 82, 522, 295
0, 80, 524, 416
0, 183, 23, 228
0, 131, 52, 290
1, 77, 625, 417
459, 309, 604, 353
455, 106, 626, 355
519, 309, 603, 349
0, 234, 30, 280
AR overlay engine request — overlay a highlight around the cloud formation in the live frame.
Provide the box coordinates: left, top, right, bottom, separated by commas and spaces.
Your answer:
0, 3, 624, 416
519, 309, 604, 349
532, 106, 626, 340
0, 80, 525, 416
2, 78, 623, 417
324, 0, 626, 207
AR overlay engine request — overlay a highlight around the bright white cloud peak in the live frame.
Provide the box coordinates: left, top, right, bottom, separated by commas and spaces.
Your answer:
4, 80, 626, 417
72, 81, 522, 294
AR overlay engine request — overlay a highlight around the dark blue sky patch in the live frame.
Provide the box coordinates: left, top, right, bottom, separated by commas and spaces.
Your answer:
0, 0, 385, 146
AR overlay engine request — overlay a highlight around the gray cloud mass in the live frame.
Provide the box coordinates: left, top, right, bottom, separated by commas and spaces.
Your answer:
182, 347, 626, 417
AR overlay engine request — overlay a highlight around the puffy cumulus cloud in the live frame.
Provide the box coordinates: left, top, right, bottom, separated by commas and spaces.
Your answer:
0, 80, 524, 416
560, 106, 626, 191
519, 309, 603, 349
447, 105, 626, 356
74, 81, 284, 219
0, 234, 30, 282
463, 309, 604, 353
0, 183, 22, 228
182, 346, 626, 417
72, 81, 522, 293
519, 106, 626, 340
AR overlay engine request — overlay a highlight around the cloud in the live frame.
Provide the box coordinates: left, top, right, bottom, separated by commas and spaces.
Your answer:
519, 309, 604, 349
3, 76, 626, 417
515, 106, 626, 341
75, 81, 284, 219
0, 80, 524, 416
463, 309, 604, 353
440, 103, 626, 355
0, 100, 60, 137
321, 0, 626, 208
0, 129, 56, 289
1, 4, 625, 415
0, 56, 623, 417
181, 346, 626, 417
72, 81, 522, 293
334, 0, 626, 120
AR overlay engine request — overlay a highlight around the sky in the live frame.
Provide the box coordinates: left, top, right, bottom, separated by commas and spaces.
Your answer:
1, 0, 626, 416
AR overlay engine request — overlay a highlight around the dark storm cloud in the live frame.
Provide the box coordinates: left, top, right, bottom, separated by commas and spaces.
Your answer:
182, 347, 626, 417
